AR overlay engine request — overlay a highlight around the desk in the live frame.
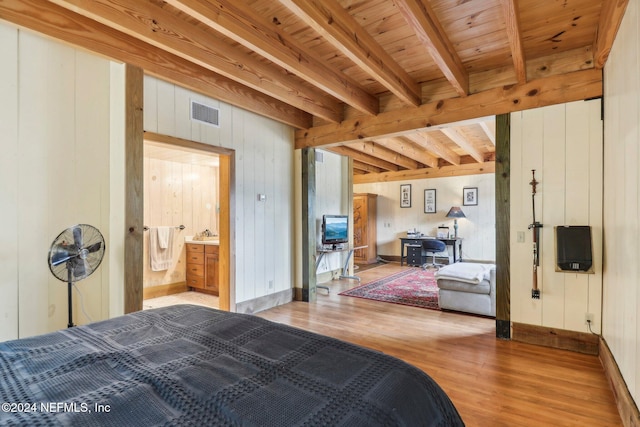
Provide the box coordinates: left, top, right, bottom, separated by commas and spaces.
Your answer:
399, 237, 462, 266
316, 245, 367, 293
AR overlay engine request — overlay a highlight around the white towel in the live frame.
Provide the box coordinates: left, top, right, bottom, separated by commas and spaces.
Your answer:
150, 227, 174, 271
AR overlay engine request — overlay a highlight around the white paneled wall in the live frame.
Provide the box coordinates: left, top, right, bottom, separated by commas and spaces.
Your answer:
0, 24, 123, 339
603, 0, 640, 405
143, 77, 294, 305
510, 99, 603, 333
354, 174, 495, 261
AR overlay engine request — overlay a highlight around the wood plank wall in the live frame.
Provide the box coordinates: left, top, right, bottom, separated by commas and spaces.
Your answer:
603, 0, 640, 412
510, 99, 603, 334
0, 24, 115, 338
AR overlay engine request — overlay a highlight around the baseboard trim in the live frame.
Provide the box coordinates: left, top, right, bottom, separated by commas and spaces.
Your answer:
235, 288, 293, 314
143, 282, 189, 300
511, 322, 599, 355
600, 338, 640, 427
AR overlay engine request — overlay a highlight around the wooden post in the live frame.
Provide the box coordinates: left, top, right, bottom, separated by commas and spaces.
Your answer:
301, 147, 317, 302
495, 113, 511, 339
124, 64, 144, 314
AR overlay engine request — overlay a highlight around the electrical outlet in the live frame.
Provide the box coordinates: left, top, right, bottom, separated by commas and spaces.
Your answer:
585, 313, 594, 325
268, 280, 274, 289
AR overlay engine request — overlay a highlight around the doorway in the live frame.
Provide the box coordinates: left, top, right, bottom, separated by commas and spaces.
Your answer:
140, 132, 234, 312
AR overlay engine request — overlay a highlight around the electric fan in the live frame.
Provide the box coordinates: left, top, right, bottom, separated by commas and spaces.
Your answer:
47, 224, 105, 328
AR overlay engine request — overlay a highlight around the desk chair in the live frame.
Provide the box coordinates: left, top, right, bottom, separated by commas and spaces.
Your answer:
422, 239, 446, 270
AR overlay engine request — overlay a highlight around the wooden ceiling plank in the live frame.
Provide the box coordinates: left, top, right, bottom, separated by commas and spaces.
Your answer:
345, 141, 420, 170
279, 0, 421, 107
166, 0, 379, 116
593, 0, 629, 69
441, 128, 485, 163
375, 137, 439, 168
404, 132, 460, 165
328, 146, 399, 171
49, 0, 341, 124
0, 0, 311, 129
353, 161, 495, 184
501, 0, 527, 83
295, 68, 603, 148
395, 0, 468, 97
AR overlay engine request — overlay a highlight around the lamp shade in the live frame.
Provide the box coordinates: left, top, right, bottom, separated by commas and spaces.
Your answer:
446, 206, 466, 218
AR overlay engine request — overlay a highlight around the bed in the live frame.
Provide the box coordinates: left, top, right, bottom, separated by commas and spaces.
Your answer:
0, 304, 463, 426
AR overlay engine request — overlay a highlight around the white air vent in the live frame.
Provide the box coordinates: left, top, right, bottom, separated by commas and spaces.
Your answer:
190, 100, 220, 127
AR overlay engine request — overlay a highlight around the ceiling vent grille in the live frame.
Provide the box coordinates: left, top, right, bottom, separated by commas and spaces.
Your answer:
190, 100, 220, 127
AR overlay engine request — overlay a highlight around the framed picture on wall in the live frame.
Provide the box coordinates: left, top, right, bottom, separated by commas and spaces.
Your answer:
424, 189, 436, 213
463, 187, 478, 206
400, 184, 411, 208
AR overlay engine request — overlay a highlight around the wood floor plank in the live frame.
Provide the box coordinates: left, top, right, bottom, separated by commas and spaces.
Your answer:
256, 263, 622, 426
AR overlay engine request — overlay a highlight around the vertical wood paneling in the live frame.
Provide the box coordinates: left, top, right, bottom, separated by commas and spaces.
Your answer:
0, 24, 19, 341
0, 24, 116, 338
511, 100, 603, 335
495, 113, 510, 338
603, 0, 640, 402
541, 104, 566, 330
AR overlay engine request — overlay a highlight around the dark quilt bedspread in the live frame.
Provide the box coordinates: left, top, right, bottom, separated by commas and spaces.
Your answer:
0, 304, 463, 426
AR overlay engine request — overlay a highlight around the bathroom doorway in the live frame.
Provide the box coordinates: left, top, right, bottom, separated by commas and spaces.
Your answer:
140, 132, 234, 311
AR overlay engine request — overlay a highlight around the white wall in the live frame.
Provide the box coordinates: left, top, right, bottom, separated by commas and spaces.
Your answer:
143, 77, 294, 305
603, 0, 640, 406
0, 24, 125, 339
354, 174, 496, 261
510, 99, 603, 333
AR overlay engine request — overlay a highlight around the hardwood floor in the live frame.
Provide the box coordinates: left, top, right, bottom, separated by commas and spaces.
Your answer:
256, 263, 622, 427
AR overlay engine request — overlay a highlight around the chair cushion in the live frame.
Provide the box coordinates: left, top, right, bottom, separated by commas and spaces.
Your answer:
422, 239, 446, 252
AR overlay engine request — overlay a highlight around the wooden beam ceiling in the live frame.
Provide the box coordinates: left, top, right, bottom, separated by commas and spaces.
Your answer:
0, 0, 627, 182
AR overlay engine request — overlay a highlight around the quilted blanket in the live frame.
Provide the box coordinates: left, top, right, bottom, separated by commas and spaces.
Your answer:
0, 304, 463, 426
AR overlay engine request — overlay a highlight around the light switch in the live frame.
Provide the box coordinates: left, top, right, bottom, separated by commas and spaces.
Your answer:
517, 231, 525, 243
257, 194, 266, 201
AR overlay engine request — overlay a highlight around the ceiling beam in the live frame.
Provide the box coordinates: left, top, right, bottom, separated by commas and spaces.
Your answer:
49, 0, 341, 124
279, 0, 421, 107
0, 0, 311, 129
353, 162, 495, 184
352, 160, 383, 174
375, 137, 439, 168
395, 0, 468, 97
440, 128, 485, 163
479, 121, 496, 145
166, 0, 379, 116
594, 0, 629, 69
328, 146, 399, 171
345, 141, 421, 170
501, 0, 526, 84
295, 68, 603, 148
404, 132, 460, 166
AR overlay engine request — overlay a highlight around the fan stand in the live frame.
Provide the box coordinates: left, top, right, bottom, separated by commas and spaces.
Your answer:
66, 263, 74, 328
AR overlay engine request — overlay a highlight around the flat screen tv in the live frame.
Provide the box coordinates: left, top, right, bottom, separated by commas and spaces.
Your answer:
322, 215, 349, 247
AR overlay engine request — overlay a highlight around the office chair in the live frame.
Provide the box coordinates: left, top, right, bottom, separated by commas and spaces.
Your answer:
422, 239, 446, 270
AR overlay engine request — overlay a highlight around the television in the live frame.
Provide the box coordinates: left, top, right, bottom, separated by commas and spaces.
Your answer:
322, 215, 349, 248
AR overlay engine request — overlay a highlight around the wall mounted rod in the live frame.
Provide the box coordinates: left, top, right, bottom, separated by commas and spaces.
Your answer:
143, 225, 185, 231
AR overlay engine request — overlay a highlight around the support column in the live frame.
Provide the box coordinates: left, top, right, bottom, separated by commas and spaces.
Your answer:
301, 147, 317, 302
495, 113, 511, 339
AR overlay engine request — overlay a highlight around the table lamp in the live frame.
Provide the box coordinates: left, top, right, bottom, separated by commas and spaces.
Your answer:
446, 206, 466, 238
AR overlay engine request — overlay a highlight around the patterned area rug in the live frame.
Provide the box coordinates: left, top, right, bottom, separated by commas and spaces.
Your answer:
339, 268, 440, 310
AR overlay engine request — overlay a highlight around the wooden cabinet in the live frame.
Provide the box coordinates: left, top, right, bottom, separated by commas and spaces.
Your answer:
186, 243, 219, 295
353, 193, 377, 264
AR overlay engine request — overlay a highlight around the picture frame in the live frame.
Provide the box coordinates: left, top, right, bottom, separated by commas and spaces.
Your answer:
400, 184, 411, 208
424, 189, 436, 213
463, 187, 478, 206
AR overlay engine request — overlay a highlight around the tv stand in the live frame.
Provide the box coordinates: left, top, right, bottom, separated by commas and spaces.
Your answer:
315, 245, 367, 294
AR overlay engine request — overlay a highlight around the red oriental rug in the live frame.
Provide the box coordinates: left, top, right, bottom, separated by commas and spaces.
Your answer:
339, 268, 440, 310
